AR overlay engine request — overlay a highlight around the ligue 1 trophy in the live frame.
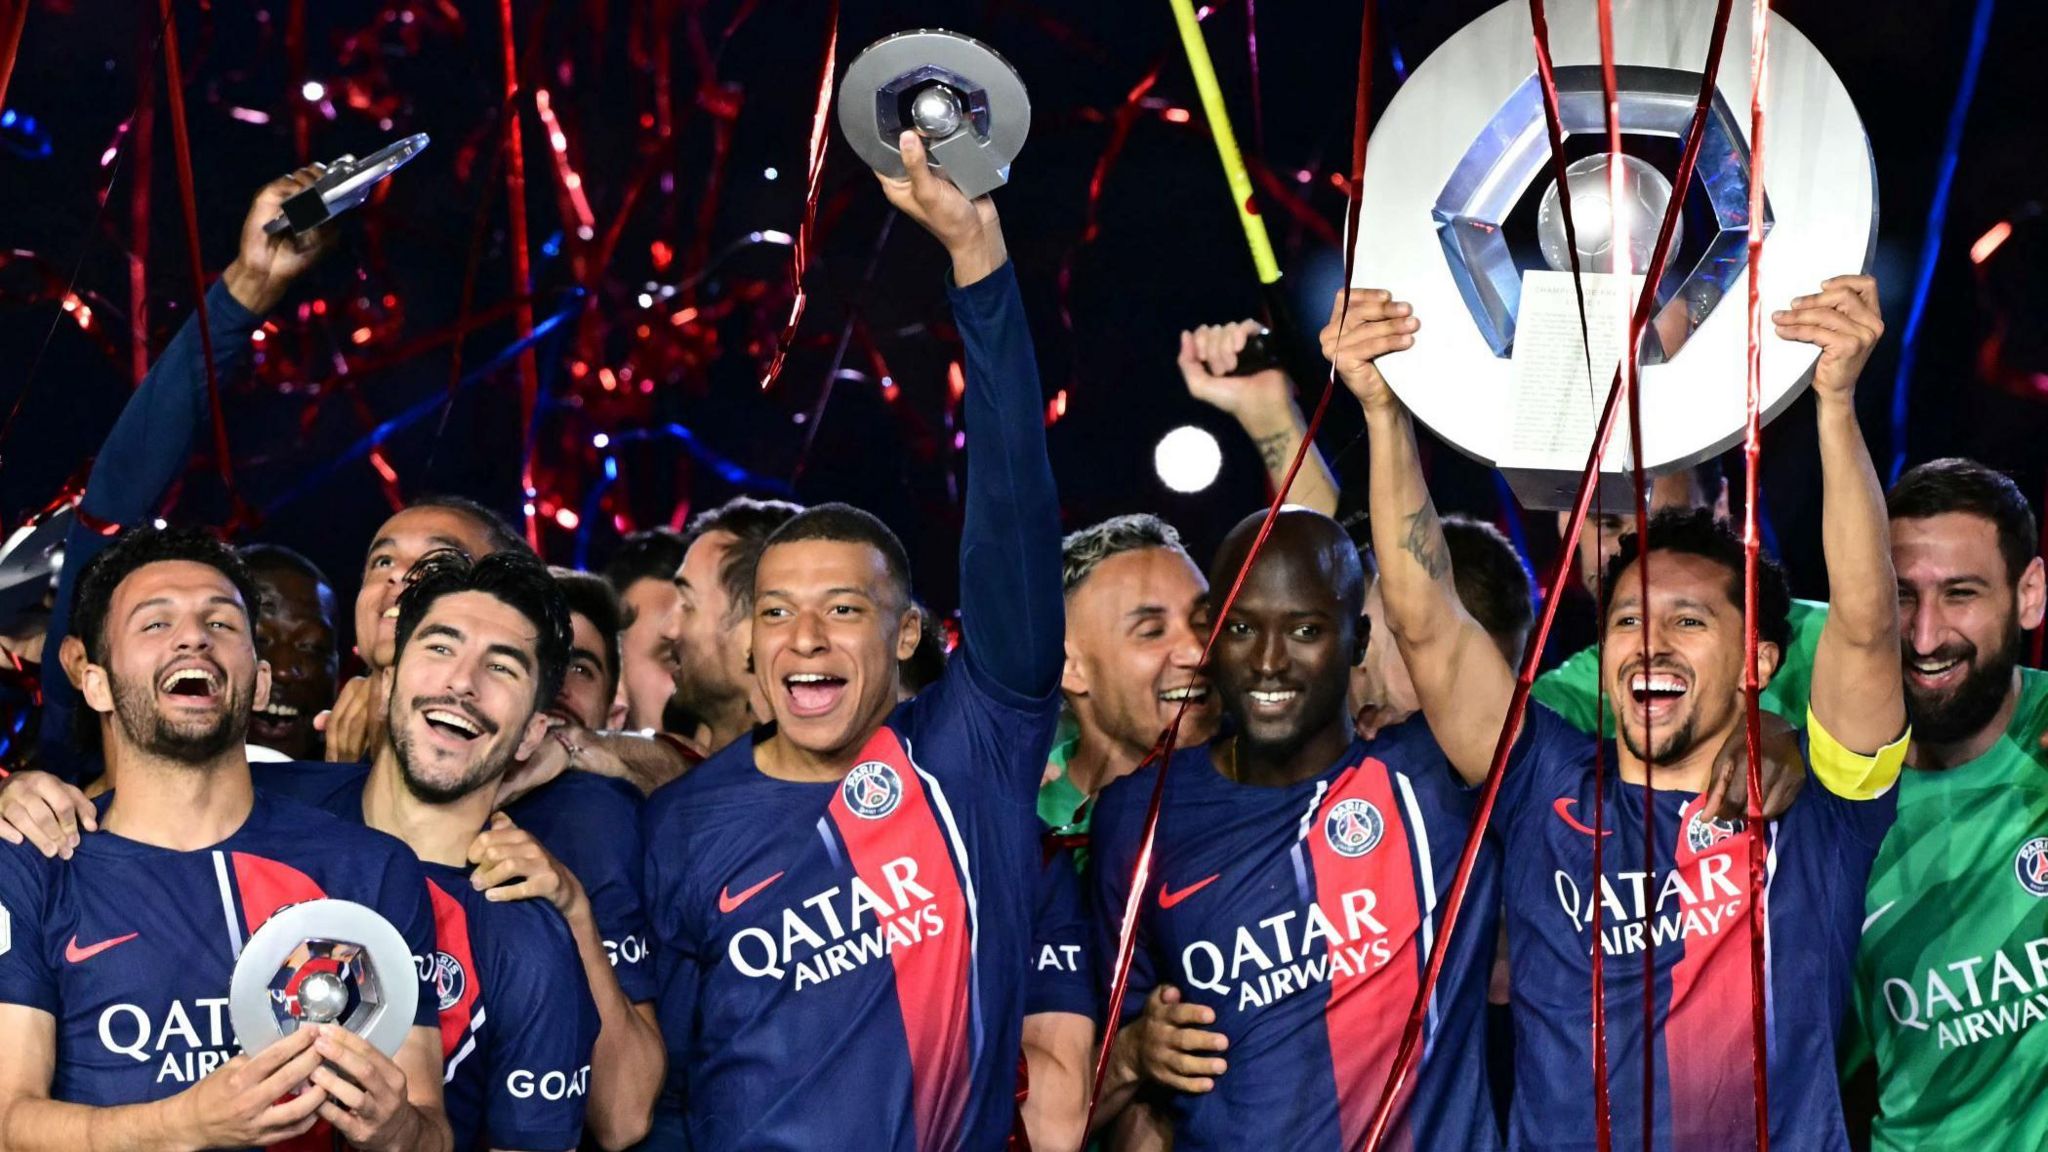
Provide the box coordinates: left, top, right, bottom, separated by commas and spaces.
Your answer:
837, 30, 1030, 200
1352, 0, 1876, 508
229, 899, 418, 1059
263, 133, 430, 238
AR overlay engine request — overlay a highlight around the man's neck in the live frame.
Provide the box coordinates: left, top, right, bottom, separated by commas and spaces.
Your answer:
1910, 669, 2023, 771
754, 718, 886, 784
1063, 724, 1147, 801
700, 692, 756, 759
1231, 721, 1352, 789
361, 752, 493, 867
100, 742, 255, 850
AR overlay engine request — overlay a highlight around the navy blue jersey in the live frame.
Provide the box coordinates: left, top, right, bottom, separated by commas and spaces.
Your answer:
504, 770, 654, 1001
1027, 844, 1094, 1019
0, 790, 436, 1146
1497, 705, 1896, 1151
419, 861, 599, 1151
1091, 720, 1501, 1152
642, 258, 1062, 1152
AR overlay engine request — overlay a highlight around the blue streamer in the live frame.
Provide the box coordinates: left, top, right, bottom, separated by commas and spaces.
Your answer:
1888, 0, 1998, 482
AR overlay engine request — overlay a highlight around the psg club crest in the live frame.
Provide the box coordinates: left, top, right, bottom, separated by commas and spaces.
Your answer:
1324, 799, 1385, 858
429, 952, 467, 1012
2014, 838, 2048, 898
842, 761, 904, 820
1685, 811, 1744, 854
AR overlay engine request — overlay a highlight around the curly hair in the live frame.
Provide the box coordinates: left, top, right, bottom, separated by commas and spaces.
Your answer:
393, 549, 574, 708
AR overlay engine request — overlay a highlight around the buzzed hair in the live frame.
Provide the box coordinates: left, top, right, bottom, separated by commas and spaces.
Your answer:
759, 503, 913, 608
1212, 507, 1367, 621
1061, 514, 1189, 596
406, 493, 531, 557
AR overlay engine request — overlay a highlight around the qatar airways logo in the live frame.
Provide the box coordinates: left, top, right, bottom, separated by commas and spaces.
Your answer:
1880, 938, 2048, 1051
726, 856, 945, 990
1181, 889, 1394, 1012
1552, 854, 1745, 957
97, 997, 239, 1083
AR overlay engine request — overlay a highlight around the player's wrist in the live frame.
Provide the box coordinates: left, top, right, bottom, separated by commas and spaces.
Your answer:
220, 259, 284, 315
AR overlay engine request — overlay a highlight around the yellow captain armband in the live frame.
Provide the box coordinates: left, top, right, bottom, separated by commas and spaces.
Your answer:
1805, 706, 1908, 800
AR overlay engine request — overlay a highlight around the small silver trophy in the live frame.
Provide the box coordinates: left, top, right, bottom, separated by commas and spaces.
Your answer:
229, 899, 418, 1059
263, 134, 431, 238
837, 30, 1030, 200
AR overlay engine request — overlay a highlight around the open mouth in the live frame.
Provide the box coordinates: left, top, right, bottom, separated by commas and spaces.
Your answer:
1244, 687, 1300, 716
159, 666, 223, 703
256, 701, 303, 721
1626, 671, 1689, 723
783, 672, 848, 718
1159, 684, 1210, 705
421, 706, 486, 743
1908, 654, 1967, 692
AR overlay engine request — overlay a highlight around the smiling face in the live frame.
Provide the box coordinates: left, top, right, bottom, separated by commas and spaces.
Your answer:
85, 559, 269, 766
752, 538, 918, 766
1893, 512, 2044, 745
355, 508, 501, 672
617, 576, 680, 731
387, 590, 551, 803
552, 609, 615, 730
1601, 551, 1778, 768
1063, 547, 1216, 760
248, 566, 337, 758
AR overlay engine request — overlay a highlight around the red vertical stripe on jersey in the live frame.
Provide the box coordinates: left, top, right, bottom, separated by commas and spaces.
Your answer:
229, 854, 333, 1152
825, 727, 974, 1152
1662, 796, 1760, 1151
1307, 760, 1422, 1152
426, 880, 485, 1060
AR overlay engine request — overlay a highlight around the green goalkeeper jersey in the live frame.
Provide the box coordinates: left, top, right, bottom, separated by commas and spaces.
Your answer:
1852, 665, 2048, 1151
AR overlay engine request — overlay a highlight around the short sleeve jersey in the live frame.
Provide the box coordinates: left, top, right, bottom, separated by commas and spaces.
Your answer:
1027, 844, 1094, 1019
0, 791, 436, 1141
1853, 666, 2048, 1151
420, 861, 599, 1151
1089, 721, 1501, 1152
1497, 704, 1896, 1151
642, 652, 1059, 1152
504, 769, 655, 1001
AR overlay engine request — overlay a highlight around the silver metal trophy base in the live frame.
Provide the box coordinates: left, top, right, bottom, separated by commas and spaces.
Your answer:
837, 29, 1030, 201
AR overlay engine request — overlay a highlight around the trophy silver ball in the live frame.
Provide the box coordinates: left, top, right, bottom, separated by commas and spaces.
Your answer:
909, 84, 965, 139
298, 971, 350, 1025
1536, 153, 1682, 276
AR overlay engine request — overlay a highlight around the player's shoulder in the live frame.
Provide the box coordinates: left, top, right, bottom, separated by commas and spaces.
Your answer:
1094, 743, 1218, 837
1362, 716, 1452, 770
512, 768, 643, 829
2009, 667, 2048, 760
643, 734, 761, 829
252, 759, 370, 811
246, 789, 419, 873
0, 833, 59, 894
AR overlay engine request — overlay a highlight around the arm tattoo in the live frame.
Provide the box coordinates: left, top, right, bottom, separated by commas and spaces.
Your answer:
1401, 503, 1451, 580
1254, 430, 1293, 475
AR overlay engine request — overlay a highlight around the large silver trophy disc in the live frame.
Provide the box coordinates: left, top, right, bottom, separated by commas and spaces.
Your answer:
230, 899, 417, 1059
263, 134, 430, 237
1353, 0, 1875, 509
838, 30, 1030, 200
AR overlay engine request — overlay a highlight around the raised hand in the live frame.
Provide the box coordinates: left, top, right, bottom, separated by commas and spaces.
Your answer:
1178, 321, 1292, 425
876, 131, 1006, 286
1772, 274, 1884, 402
1319, 289, 1417, 414
314, 669, 388, 763
221, 166, 337, 314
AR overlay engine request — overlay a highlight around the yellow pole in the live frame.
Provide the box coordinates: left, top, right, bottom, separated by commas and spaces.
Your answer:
1166, 0, 1283, 285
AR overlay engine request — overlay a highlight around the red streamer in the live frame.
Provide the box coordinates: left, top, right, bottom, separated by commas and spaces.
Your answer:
497, 0, 541, 549
0, 0, 26, 113
1084, 0, 1375, 1132
1740, 3, 1774, 1148
758, 0, 838, 391
1359, 3, 1739, 1148
158, 0, 240, 522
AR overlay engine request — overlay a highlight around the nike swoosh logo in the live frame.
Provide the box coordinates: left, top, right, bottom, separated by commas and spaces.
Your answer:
718, 872, 785, 914
65, 932, 140, 964
1554, 797, 1614, 838
1159, 875, 1219, 909
1862, 899, 1898, 933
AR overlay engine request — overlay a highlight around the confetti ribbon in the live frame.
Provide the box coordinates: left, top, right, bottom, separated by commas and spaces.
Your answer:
758, 0, 837, 391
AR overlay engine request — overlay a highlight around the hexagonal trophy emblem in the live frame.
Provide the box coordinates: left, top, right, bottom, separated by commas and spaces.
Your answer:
838, 29, 1031, 200
229, 898, 418, 1059
1353, 0, 1875, 509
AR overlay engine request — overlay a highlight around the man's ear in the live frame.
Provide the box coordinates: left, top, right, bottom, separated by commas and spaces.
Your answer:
514, 710, 553, 762
80, 661, 114, 716
1752, 640, 1783, 691
1061, 637, 1088, 697
2019, 556, 2047, 632
253, 661, 274, 715
894, 608, 922, 663
59, 635, 89, 689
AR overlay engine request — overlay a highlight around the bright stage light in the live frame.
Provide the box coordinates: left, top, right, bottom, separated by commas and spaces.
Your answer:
1154, 425, 1222, 493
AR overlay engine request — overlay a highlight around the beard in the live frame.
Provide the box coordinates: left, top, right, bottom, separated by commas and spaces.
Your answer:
110, 666, 250, 764
391, 698, 516, 804
1906, 620, 2022, 746
1619, 711, 1702, 766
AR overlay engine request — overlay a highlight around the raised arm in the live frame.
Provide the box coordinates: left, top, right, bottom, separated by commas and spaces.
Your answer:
877, 132, 1062, 699
1178, 320, 1340, 515
1330, 290, 1516, 785
38, 168, 332, 773
1774, 275, 1907, 762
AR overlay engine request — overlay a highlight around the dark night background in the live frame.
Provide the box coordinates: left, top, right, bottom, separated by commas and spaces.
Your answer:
2, 0, 2045, 665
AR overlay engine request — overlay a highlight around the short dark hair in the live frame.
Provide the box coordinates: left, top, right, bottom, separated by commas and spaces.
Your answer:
899, 601, 949, 695
759, 503, 912, 607
1061, 514, 1189, 595
1442, 515, 1534, 649
685, 497, 805, 623
551, 567, 625, 697
406, 493, 531, 557
72, 527, 261, 666
1599, 507, 1791, 654
603, 529, 687, 594
393, 550, 573, 709
237, 543, 334, 592
1888, 457, 2039, 583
